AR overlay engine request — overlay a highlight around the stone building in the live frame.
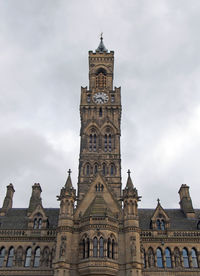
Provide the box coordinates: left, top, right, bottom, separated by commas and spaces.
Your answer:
0, 37, 200, 276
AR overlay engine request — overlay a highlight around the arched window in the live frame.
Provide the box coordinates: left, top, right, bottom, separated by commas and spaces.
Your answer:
82, 239, 85, 259
107, 238, 111, 258
102, 164, 106, 176
112, 239, 115, 259
161, 219, 165, 230
0, 247, 5, 267
99, 237, 104, 258
86, 238, 90, 258
99, 107, 102, 117
89, 130, 98, 152
165, 248, 172, 268
182, 248, 189, 268
86, 164, 90, 176
197, 221, 200, 230
7, 247, 14, 267
38, 218, 42, 229
33, 218, 37, 229
143, 249, 146, 268
25, 247, 32, 267
109, 134, 112, 152
93, 237, 98, 257
96, 71, 106, 89
33, 247, 40, 267
156, 219, 161, 230
110, 164, 115, 176
191, 248, 198, 268
156, 248, 163, 268
104, 134, 108, 152
94, 164, 98, 175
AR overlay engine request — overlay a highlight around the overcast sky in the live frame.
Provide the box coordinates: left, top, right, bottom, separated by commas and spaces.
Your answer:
0, 0, 200, 210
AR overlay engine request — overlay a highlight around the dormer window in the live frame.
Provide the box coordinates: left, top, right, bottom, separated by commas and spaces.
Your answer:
33, 214, 43, 230
156, 219, 165, 230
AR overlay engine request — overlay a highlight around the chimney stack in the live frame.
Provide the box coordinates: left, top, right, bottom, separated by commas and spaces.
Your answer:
0, 183, 15, 216
179, 184, 195, 218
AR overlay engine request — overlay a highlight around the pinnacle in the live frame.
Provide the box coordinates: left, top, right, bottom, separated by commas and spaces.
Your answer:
65, 169, 73, 190
126, 169, 134, 190
96, 33, 108, 53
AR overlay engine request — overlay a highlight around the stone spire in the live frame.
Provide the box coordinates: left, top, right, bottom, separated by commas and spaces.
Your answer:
28, 183, 43, 215
96, 33, 108, 53
65, 169, 72, 190
126, 169, 134, 190
0, 183, 15, 216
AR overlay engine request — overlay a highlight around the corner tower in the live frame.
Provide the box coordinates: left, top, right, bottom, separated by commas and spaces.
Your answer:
78, 36, 122, 202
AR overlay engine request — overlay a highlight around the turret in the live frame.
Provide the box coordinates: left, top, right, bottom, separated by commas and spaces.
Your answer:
57, 169, 76, 222
179, 184, 195, 218
27, 183, 42, 215
0, 183, 15, 216
123, 170, 141, 217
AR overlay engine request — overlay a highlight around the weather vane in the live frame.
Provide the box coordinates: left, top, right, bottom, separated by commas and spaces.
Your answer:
100, 32, 103, 40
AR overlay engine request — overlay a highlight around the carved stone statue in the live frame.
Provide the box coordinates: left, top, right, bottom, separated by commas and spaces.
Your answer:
41, 247, 50, 267
15, 247, 23, 267
59, 240, 66, 257
174, 249, 181, 267
130, 241, 136, 257
148, 249, 155, 267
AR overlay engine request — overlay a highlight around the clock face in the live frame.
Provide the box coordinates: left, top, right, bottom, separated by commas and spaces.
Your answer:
93, 92, 109, 104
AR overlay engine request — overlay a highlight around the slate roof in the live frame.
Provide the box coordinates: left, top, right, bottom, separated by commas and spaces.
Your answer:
0, 208, 200, 231
0, 208, 59, 230
139, 209, 200, 231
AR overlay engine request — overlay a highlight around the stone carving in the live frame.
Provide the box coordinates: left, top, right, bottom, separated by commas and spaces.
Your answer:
41, 247, 50, 267
148, 249, 155, 267
130, 241, 136, 257
59, 236, 66, 257
15, 247, 23, 267
174, 248, 181, 267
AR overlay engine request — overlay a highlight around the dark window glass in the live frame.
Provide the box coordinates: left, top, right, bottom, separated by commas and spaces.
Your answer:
86, 164, 90, 176
107, 238, 111, 258
83, 239, 85, 259
109, 134, 112, 151
110, 165, 114, 175
156, 219, 161, 230
94, 164, 98, 174
103, 164, 106, 176
165, 248, 172, 268
99, 237, 104, 258
25, 247, 32, 267
86, 238, 90, 258
0, 247, 5, 267
112, 239, 115, 259
104, 134, 107, 152
7, 247, 14, 267
99, 108, 102, 117
183, 248, 189, 268
156, 248, 163, 268
33, 218, 37, 229
33, 247, 40, 267
93, 237, 98, 257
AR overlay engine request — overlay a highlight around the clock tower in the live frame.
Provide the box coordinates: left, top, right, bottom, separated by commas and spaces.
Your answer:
78, 36, 122, 203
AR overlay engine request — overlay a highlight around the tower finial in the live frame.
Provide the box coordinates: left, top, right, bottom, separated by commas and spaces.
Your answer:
100, 32, 103, 40
68, 169, 72, 176
127, 169, 131, 177
157, 198, 160, 205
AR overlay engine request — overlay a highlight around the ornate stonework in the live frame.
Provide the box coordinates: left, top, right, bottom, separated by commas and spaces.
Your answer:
0, 39, 200, 276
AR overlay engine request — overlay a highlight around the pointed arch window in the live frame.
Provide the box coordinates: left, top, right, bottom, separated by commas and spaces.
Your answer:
96, 71, 106, 89
109, 134, 112, 152
93, 237, 98, 257
143, 249, 146, 268
33, 247, 40, 267
86, 238, 90, 258
86, 164, 90, 176
102, 164, 106, 176
38, 218, 42, 229
94, 164, 98, 175
0, 247, 5, 267
182, 248, 189, 268
99, 107, 102, 117
156, 219, 161, 230
110, 164, 115, 176
156, 248, 163, 268
7, 247, 14, 267
34, 218, 37, 229
165, 248, 172, 268
107, 238, 111, 258
25, 247, 32, 267
191, 248, 198, 268
112, 239, 115, 259
99, 237, 104, 258
82, 239, 85, 259
89, 132, 97, 152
